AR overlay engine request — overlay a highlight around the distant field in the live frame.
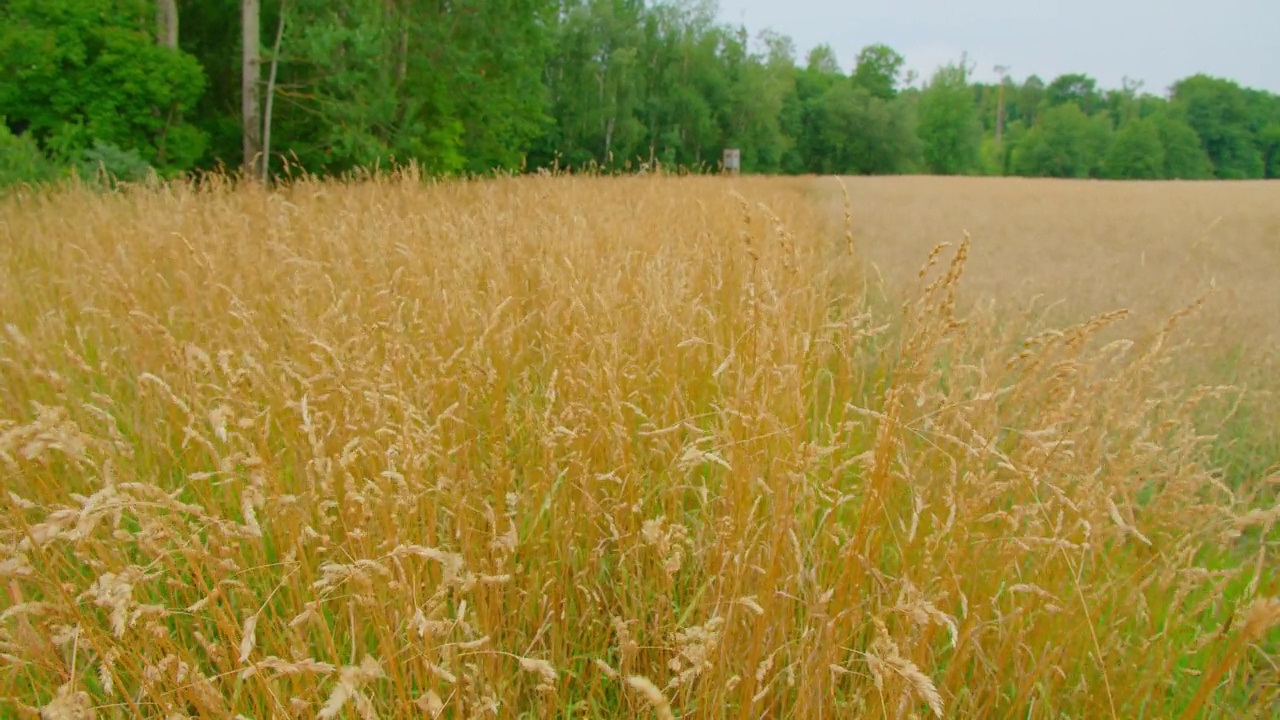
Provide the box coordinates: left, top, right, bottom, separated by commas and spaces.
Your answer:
825, 174, 1280, 493
827, 176, 1280, 349
1, 172, 1276, 719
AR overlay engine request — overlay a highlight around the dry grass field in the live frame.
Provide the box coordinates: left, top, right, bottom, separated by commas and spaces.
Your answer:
828, 174, 1280, 492
830, 175, 1280, 347
1, 171, 1277, 719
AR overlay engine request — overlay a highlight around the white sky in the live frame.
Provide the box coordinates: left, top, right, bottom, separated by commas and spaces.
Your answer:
714, 0, 1280, 95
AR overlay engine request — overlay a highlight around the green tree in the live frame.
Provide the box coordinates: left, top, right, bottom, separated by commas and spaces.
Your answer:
1260, 124, 1280, 179
541, 0, 651, 169
805, 43, 841, 75
716, 26, 794, 173
1246, 90, 1280, 178
0, 0, 208, 174
851, 43, 904, 101
778, 44, 845, 173
1084, 111, 1116, 175
1103, 77, 1149, 127
916, 61, 981, 175
977, 133, 1007, 176
274, 0, 554, 176
997, 118, 1029, 175
173, 0, 246, 171
1154, 114, 1213, 179
810, 83, 919, 175
1171, 74, 1264, 179
453, 0, 557, 172
1105, 117, 1164, 179
1045, 72, 1102, 114
1014, 75, 1045, 127
1012, 103, 1110, 178
7, 0, 1277, 183
661, 4, 733, 168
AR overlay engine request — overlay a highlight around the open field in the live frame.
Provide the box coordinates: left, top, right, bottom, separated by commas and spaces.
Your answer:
830, 176, 1280, 349
829, 175, 1280, 492
1, 172, 1277, 719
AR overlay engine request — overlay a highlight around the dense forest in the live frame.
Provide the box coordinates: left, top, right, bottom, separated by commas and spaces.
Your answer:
3, 0, 1279, 187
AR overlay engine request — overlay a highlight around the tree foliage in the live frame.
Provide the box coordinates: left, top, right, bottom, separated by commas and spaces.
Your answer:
0, 120, 59, 189
0, 0, 207, 175
917, 62, 981, 175
1105, 117, 1164, 179
1, 0, 1278, 187
852, 43, 905, 101
1155, 114, 1214, 179
811, 83, 919, 175
1172, 75, 1265, 179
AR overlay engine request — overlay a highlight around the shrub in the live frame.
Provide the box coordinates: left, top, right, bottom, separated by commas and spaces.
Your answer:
0, 120, 59, 189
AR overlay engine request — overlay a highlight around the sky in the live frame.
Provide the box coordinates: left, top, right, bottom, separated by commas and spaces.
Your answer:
714, 0, 1280, 95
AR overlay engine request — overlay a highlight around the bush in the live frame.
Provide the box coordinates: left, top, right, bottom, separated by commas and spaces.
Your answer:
0, 121, 59, 189
75, 140, 155, 188
1, 123, 158, 193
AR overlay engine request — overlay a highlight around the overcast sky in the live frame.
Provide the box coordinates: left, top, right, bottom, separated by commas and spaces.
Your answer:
715, 0, 1279, 95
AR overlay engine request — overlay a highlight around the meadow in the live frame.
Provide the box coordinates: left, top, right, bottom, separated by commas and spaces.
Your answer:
0, 170, 1277, 719
830, 175, 1280, 491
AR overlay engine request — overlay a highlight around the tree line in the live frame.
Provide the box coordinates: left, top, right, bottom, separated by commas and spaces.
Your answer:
3, 0, 1279, 188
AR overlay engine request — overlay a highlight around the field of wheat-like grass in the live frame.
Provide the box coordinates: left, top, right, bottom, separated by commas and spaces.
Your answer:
1, 171, 1277, 719
833, 174, 1280, 504
831, 176, 1280, 347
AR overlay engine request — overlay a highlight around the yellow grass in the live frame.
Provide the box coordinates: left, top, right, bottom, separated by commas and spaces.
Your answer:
830, 176, 1280, 348
830, 174, 1280, 500
1, 170, 1277, 718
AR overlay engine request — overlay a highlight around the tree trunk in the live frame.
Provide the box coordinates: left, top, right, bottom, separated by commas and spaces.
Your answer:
242, 0, 262, 180
261, 1, 288, 184
155, 0, 178, 49
396, 28, 409, 86
996, 82, 1006, 148
604, 115, 615, 165
154, 0, 180, 165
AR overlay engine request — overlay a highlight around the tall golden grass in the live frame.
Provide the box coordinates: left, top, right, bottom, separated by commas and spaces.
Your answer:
832, 173, 1280, 505
1, 170, 1276, 719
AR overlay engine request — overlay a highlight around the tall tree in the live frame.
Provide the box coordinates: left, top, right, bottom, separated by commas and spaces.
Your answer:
6, 0, 1280, 184
543, 0, 648, 169
851, 43, 904, 101
1015, 75, 1045, 127
811, 83, 919, 175
806, 43, 841, 75
1154, 114, 1213, 179
714, 25, 792, 172
1045, 73, 1102, 114
1105, 116, 1163, 179
917, 60, 981, 175
170, 0, 244, 171
259, 0, 286, 182
260, 0, 554, 176
1244, 88, 1280, 178
1260, 125, 1280, 178
448, 0, 557, 172
1103, 77, 1147, 127
1171, 75, 1263, 179
778, 44, 842, 173
1012, 103, 1111, 178
241, 0, 261, 178
156, 0, 178, 49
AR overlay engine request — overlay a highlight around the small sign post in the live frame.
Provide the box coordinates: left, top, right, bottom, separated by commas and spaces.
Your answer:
722, 148, 741, 175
